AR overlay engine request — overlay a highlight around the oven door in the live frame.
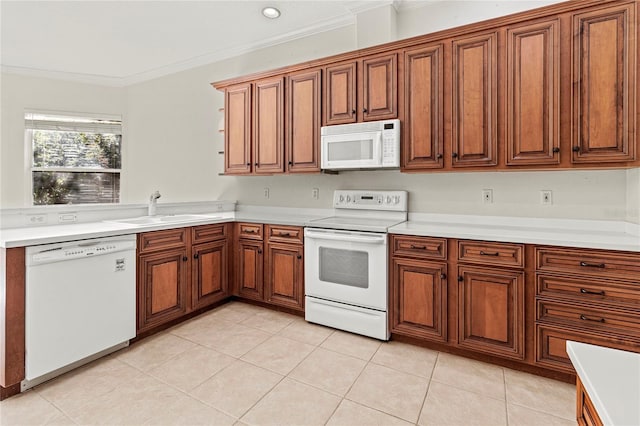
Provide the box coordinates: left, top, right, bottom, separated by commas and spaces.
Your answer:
321, 131, 382, 169
304, 227, 387, 311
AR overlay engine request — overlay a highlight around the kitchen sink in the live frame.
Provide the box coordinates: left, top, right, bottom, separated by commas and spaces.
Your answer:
106, 214, 221, 226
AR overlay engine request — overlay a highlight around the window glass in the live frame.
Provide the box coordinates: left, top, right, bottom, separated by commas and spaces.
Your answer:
25, 112, 122, 205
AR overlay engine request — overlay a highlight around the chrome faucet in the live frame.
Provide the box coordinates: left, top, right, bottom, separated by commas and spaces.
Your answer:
148, 190, 161, 216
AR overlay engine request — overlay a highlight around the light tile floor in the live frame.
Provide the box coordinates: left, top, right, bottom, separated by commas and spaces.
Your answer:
1, 301, 576, 426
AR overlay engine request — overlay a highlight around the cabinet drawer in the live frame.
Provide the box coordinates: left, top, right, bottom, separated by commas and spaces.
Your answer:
537, 300, 640, 337
392, 235, 447, 260
237, 222, 263, 240
267, 225, 303, 244
458, 241, 524, 268
537, 273, 640, 308
535, 324, 638, 373
138, 228, 188, 254
536, 247, 640, 280
192, 223, 227, 244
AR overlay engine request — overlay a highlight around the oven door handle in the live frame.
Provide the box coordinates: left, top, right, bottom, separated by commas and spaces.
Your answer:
305, 230, 386, 244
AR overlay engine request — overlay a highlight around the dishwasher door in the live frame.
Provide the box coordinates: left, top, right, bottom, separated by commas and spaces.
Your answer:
24, 235, 136, 387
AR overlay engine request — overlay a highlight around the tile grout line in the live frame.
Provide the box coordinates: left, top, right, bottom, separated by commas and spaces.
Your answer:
414, 350, 440, 426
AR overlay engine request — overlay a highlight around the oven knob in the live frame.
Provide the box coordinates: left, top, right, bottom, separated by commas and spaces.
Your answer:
386, 196, 392, 204
339, 195, 344, 203
346, 195, 351, 203
394, 196, 400, 204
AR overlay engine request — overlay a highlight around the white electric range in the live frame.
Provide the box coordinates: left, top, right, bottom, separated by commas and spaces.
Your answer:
304, 190, 408, 340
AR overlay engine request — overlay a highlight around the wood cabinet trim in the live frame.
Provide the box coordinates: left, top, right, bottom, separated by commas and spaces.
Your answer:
1, 248, 25, 388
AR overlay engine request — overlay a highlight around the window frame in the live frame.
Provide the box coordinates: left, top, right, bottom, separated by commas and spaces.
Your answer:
24, 110, 124, 206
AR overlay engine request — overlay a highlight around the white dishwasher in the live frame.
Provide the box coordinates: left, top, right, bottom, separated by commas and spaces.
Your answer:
23, 234, 136, 391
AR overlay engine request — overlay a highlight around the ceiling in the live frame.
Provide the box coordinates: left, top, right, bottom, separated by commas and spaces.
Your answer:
0, 0, 420, 86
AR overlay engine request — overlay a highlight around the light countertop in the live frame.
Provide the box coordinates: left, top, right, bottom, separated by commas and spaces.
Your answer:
567, 341, 640, 426
388, 214, 640, 252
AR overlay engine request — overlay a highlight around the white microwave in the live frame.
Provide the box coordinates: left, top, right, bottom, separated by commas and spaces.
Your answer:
321, 119, 400, 170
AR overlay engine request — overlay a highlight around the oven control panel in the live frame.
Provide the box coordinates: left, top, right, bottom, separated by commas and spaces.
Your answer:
333, 190, 407, 211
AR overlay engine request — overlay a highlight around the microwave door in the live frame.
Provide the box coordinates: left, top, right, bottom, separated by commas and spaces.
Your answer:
322, 132, 382, 169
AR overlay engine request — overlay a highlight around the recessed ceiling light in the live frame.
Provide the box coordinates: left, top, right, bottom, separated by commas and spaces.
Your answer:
262, 6, 281, 19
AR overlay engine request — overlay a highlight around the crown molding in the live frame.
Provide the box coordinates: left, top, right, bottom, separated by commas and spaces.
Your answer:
0, 65, 125, 87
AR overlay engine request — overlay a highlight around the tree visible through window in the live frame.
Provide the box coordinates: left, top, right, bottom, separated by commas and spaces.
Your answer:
25, 112, 122, 205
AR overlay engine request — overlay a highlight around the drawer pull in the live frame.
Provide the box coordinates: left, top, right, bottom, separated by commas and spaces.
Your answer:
244, 229, 257, 234
580, 288, 605, 296
580, 314, 605, 323
480, 251, 500, 257
279, 232, 291, 237
410, 244, 427, 250
580, 261, 605, 268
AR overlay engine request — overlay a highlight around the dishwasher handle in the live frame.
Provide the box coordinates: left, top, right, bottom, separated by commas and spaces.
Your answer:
305, 229, 386, 244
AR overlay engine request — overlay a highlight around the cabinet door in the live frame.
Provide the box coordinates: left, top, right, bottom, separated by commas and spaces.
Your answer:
324, 62, 357, 125
225, 83, 252, 175
265, 242, 304, 311
390, 258, 447, 342
287, 70, 321, 173
138, 249, 189, 332
236, 240, 264, 301
506, 19, 560, 165
572, 4, 636, 163
362, 53, 398, 121
458, 265, 524, 359
451, 32, 498, 167
403, 44, 444, 170
192, 240, 228, 310
253, 77, 285, 174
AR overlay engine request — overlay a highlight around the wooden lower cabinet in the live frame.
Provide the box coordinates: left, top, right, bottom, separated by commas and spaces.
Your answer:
234, 223, 304, 312
138, 248, 189, 332
390, 258, 447, 342
236, 239, 264, 301
576, 376, 604, 426
457, 265, 525, 360
265, 242, 304, 310
192, 240, 228, 310
137, 225, 230, 334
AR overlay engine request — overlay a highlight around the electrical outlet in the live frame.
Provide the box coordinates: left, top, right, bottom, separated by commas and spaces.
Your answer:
263, 187, 270, 199
482, 189, 493, 204
312, 188, 319, 200
540, 190, 553, 205
58, 213, 77, 223
26, 214, 47, 225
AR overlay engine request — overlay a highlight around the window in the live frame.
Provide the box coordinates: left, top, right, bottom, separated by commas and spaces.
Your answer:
25, 111, 122, 205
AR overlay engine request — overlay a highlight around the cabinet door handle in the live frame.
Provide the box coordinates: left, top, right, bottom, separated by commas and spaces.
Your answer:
436, 154, 443, 159
580, 288, 605, 296
246, 162, 251, 166
351, 109, 356, 114
480, 251, 500, 257
288, 161, 293, 166
580, 314, 605, 323
410, 244, 426, 250
552, 147, 560, 153
297, 254, 302, 260
182, 256, 188, 262
363, 108, 368, 113
255, 162, 259, 166
579, 261, 605, 268
193, 253, 199, 260
258, 249, 262, 254
458, 276, 464, 282
440, 273, 447, 279
572, 146, 581, 152
452, 152, 458, 158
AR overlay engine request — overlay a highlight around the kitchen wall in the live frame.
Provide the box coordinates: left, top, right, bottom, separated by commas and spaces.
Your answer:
1, 1, 638, 224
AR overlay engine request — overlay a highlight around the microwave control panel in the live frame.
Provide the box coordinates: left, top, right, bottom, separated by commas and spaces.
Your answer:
381, 121, 400, 166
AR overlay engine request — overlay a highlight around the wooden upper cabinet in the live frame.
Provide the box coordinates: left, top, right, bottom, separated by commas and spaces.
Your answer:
253, 77, 285, 174
224, 83, 252, 174
324, 62, 357, 125
362, 53, 398, 121
403, 44, 444, 170
323, 53, 397, 125
287, 69, 321, 173
506, 19, 560, 165
572, 3, 636, 163
452, 32, 498, 167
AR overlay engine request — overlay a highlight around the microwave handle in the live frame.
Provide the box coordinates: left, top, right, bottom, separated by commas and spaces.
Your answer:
305, 230, 386, 244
